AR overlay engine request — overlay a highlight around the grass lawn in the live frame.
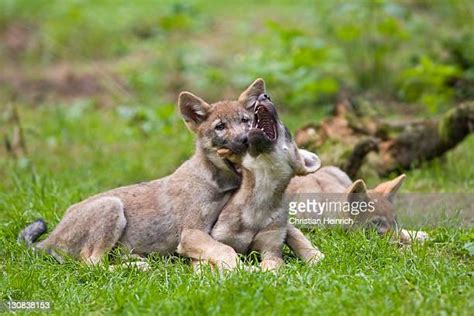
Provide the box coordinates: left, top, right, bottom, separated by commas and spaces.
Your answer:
0, 106, 473, 315
1, 0, 473, 314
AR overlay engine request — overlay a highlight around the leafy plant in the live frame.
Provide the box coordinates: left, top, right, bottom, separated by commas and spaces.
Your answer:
317, 1, 410, 93
398, 56, 460, 112
116, 103, 178, 136
231, 22, 342, 109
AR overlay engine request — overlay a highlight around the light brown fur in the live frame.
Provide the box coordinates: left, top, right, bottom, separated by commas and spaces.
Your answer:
287, 166, 429, 244
209, 84, 324, 271
27, 81, 264, 269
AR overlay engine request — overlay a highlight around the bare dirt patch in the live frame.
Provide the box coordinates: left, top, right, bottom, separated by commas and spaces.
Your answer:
0, 63, 126, 106
1, 23, 36, 58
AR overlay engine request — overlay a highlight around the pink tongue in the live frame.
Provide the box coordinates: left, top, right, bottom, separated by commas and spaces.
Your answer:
260, 118, 273, 138
254, 105, 275, 138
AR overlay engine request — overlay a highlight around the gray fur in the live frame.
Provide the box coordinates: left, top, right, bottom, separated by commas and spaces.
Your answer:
20, 80, 263, 267
18, 219, 47, 247
211, 93, 323, 270
287, 167, 429, 244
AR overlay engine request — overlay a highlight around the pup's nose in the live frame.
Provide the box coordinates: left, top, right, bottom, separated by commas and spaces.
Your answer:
229, 134, 249, 155
257, 94, 271, 102
238, 135, 248, 145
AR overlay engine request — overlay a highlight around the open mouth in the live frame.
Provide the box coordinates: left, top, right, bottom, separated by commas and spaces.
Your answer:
217, 148, 242, 175
251, 102, 278, 141
223, 158, 241, 176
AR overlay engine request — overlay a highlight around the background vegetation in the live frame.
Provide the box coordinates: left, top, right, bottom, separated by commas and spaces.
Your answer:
0, 0, 472, 314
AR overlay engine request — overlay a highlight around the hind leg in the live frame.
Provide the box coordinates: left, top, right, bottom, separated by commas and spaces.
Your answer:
80, 197, 127, 264
33, 241, 65, 264
40, 196, 127, 265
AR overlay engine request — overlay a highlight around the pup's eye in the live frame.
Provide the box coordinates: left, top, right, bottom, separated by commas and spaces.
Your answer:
215, 122, 226, 131
241, 117, 250, 124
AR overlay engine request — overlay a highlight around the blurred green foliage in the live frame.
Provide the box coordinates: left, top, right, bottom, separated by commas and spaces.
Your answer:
0, 3, 473, 313
239, 0, 474, 111
398, 55, 460, 112
0, 0, 473, 111
0, 0, 200, 60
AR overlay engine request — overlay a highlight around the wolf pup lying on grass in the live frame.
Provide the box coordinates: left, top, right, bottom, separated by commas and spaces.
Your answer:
287, 166, 429, 244
191, 93, 323, 271
18, 79, 269, 269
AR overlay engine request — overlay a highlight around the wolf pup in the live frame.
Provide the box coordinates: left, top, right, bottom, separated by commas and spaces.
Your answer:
287, 166, 429, 244
205, 92, 323, 271
18, 79, 267, 270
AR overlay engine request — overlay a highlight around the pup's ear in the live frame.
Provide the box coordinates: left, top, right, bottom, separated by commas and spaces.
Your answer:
372, 174, 406, 202
346, 179, 369, 204
294, 149, 321, 176
178, 91, 212, 133
238, 78, 267, 109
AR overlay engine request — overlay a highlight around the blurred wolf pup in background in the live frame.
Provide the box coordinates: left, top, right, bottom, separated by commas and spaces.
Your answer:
287, 166, 429, 244
18, 79, 270, 269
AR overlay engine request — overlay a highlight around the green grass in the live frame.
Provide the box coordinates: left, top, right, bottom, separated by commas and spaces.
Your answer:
1, 228, 472, 314
0, 105, 473, 315
1, 0, 473, 314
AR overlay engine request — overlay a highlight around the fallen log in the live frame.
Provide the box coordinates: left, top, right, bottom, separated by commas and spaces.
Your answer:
295, 101, 474, 178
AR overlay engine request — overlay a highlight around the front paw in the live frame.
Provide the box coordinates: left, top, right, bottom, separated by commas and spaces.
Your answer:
191, 259, 214, 274
260, 258, 284, 272
304, 249, 325, 265
213, 246, 239, 271
413, 230, 429, 242
132, 261, 151, 271
399, 229, 430, 245
109, 261, 150, 272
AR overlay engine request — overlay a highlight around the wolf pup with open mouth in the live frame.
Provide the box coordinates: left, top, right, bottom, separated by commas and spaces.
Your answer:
196, 89, 323, 271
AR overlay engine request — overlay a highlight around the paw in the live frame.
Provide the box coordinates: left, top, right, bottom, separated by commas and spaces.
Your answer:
241, 265, 259, 273
304, 249, 325, 265
260, 258, 283, 272
191, 259, 214, 274
412, 230, 429, 243
213, 247, 239, 271
399, 229, 429, 245
132, 261, 151, 271
109, 261, 151, 272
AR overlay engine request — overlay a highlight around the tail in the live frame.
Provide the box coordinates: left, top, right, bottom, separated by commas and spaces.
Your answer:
18, 219, 47, 247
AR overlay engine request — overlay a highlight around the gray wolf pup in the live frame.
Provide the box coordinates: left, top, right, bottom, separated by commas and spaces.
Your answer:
19, 79, 267, 269
287, 166, 429, 244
